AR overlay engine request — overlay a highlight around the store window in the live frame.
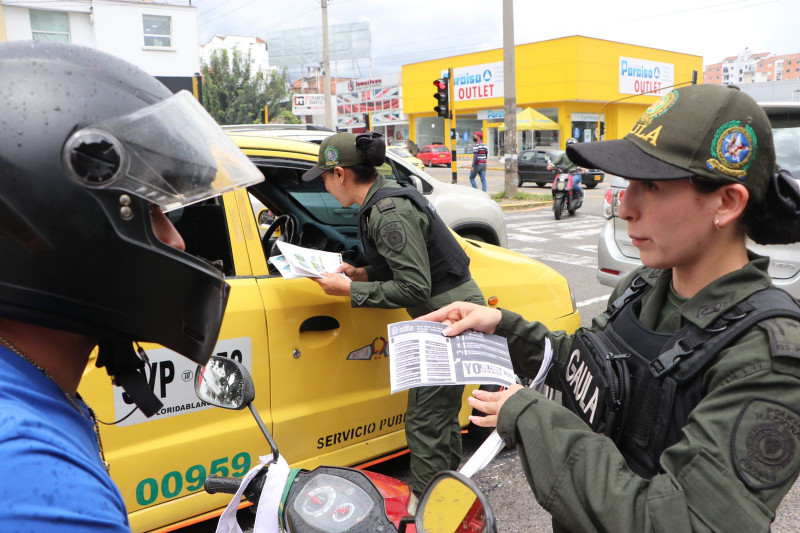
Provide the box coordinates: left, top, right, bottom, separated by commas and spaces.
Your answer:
143, 15, 172, 47
30, 10, 70, 43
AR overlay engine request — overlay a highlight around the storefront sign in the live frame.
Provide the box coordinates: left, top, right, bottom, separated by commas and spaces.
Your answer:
347, 78, 383, 91
477, 109, 505, 120
453, 62, 504, 102
572, 113, 602, 122
293, 93, 326, 115
619, 57, 674, 96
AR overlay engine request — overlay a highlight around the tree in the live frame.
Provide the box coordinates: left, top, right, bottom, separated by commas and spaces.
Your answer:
201, 48, 293, 125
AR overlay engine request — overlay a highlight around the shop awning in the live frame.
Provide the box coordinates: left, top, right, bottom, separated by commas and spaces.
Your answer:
497, 108, 559, 131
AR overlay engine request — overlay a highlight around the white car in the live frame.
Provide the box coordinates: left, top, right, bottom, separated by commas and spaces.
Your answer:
225, 125, 508, 247
597, 102, 800, 297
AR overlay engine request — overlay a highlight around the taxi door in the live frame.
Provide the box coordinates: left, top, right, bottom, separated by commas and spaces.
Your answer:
235, 189, 413, 469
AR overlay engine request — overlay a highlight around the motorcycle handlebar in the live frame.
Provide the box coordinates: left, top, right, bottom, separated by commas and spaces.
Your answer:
204, 475, 242, 495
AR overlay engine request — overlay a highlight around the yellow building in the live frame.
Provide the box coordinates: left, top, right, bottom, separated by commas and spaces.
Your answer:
402, 35, 702, 157
0, 3, 7, 42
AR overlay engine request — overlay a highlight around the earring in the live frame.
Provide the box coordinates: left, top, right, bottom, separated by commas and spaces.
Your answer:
714, 218, 722, 230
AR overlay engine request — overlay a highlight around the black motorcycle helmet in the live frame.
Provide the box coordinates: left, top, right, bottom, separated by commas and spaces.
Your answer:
0, 42, 263, 414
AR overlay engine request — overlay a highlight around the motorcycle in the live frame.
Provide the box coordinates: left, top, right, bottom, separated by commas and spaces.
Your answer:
194, 355, 497, 533
549, 160, 584, 220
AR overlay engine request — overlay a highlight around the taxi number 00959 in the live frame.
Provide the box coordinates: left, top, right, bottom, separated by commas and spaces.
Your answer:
135, 452, 252, 505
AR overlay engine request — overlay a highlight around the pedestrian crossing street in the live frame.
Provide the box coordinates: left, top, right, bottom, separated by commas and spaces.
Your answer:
504, 210, 605, 270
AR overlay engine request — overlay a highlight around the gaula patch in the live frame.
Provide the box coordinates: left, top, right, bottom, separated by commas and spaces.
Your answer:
323, 145, 339, 166
380, 221, 406, 252
731, 399, 800, 489
706, 120, 757, 179
638, 90, 679, 126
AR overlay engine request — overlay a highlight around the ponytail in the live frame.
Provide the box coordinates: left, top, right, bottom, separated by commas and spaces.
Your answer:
747, 168, 800, 245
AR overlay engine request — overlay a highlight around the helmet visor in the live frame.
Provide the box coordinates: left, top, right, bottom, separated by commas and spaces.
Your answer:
63, 91, 263, 211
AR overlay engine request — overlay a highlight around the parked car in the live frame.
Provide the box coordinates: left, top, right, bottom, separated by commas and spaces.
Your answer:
597, 102, 800, 297
387, 144, 425, 171
223, 125, 507, 246
78, 134, 581, 532
417, 144, 452, 167
517, 149, 605, 188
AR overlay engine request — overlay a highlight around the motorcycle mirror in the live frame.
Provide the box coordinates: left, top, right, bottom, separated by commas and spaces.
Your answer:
194, 356, 255, 409
195, 356, 280, 463
415, 471, 496, 533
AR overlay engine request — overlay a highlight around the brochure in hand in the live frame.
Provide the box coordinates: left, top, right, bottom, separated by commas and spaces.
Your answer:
269, 241, 349, 280
387, 320, 516, 394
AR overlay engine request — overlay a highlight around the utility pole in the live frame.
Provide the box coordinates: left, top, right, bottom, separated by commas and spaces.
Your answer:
321, 0, 334, 129
502, 0, 518, 197
448, 67, 457, 184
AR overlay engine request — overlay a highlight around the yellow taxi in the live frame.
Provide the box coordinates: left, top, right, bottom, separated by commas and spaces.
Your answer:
387, 144, 425, 171
78, 135, 581, 532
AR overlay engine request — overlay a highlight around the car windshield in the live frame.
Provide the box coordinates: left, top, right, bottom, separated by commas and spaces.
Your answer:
390, 147, 413, 158
773, 124, 800, 176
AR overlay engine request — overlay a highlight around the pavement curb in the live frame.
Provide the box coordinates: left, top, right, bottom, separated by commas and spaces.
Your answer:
498, 201, 550, 212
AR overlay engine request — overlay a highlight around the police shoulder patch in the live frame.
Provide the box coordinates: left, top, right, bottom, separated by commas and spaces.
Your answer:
731, 398, 800, 489
760, 318, 800, 360
375, 197, 395, 213
379, 221, 406, 252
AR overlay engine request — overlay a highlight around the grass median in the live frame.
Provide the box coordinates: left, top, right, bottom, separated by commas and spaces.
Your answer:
491, 190, 551, 203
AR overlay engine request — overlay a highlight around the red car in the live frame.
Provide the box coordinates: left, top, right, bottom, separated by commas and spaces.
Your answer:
417, 144, 452, 167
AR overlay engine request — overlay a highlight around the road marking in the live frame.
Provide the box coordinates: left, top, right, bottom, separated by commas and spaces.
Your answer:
516, 248, 597, 268
577, 294, 612, 308
506, 233, 549, 243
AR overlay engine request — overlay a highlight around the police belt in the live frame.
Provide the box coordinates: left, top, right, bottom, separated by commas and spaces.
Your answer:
559, 274, 800, 478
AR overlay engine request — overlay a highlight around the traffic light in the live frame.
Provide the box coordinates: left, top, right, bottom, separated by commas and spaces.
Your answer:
433, 78, 449, 118
599, 121, 606, 137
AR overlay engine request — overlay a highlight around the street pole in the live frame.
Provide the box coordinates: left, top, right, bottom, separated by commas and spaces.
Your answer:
448, 67, 457, 184
321, 0, 333, 130
502, 0, 518, 197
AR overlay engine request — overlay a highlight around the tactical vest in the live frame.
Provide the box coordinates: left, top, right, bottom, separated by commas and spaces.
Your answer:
358, 185, 472, 297
559, 274, 800, 478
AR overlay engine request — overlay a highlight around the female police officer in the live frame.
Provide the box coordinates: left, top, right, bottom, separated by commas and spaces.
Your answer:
419, 84, 800, 531
303, 132, 485, 507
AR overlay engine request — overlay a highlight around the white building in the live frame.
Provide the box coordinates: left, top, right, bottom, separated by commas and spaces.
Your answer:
1, 0, 200, 93
200, 35, 277, 78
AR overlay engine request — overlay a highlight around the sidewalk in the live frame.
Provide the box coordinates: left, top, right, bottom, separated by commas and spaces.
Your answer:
453, 155, 549, 211
457, 153, 504, 171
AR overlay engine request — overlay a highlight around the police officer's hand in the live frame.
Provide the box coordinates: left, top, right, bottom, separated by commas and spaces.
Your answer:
337, 262, 368, 282
312, 273, 352, 297
547, 164, 554, 171
467, 384, 524, 427
416, 302, 502, 336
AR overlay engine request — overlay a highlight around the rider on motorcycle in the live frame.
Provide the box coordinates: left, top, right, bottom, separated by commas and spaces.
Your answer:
0, 41, 262, 531
548, 137, 585, 200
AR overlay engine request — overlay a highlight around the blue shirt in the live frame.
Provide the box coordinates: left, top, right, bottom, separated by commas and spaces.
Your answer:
0, 345, 130, 532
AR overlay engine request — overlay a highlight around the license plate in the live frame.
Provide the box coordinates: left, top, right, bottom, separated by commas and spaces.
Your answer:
593, 175, 601, 181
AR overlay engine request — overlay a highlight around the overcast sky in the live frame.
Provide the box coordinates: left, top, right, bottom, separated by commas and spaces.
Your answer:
195, 0, 798, 78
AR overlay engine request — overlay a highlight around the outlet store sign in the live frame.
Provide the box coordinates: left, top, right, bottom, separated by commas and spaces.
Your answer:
619, 56, 674, 97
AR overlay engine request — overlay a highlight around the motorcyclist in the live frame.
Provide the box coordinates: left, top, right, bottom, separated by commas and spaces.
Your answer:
548, 137, 585, 200
0, 41, 263, 531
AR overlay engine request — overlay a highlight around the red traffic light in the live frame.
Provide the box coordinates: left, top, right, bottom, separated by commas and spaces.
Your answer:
433, 79, 447, 91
